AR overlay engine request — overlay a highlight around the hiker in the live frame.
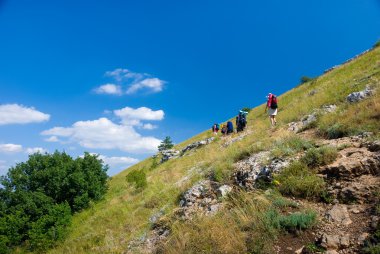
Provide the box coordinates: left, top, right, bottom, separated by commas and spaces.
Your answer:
236, 110, 248, 132
227, 121, 234, 134
265, 93, 278, 126
221, 124, 227, 136
211, 123, 219, 135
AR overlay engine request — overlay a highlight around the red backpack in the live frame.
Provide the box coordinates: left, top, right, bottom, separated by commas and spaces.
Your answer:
270, 95, 278, 109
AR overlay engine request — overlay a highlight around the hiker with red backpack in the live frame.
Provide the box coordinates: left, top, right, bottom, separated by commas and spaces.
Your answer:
265, 93, 278, 126
211, 123, 219, 135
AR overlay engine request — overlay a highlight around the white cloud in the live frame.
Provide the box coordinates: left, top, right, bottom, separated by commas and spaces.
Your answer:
25, 147, 47, 154
126, 78, 165, 94
0, 143, 23, 153
97, 155, 139, 167
41, 117, 161, 153
114, 107, 164, 126
142, 123, 158, 130
94, 83, 122, 95
0, 104, 50, 125
105, 68, 144, 82
44, 136, 60, 142
100, 68, 165, 95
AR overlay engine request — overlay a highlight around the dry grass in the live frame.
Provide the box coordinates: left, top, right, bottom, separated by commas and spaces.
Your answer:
45, 47, 380, 254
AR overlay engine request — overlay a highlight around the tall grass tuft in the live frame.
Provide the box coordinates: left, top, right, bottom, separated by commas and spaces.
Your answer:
276, 162, 326, 199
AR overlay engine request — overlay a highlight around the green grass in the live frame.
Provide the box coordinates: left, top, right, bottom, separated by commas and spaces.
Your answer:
301, 146, 338, 168
41, 46, 380, 254
275, 162, 326, 199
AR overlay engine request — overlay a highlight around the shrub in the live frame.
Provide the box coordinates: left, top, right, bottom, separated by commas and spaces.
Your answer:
126, 170, 147, 189
278, 210, 317, 232
300, 76, 315, 84
276, 162, 326, 199
301, 146, 338, 168
373, 40, 380, 48
271, 136, 314, 158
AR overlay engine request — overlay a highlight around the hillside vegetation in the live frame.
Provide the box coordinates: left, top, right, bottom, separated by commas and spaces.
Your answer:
38, 46, 380, 254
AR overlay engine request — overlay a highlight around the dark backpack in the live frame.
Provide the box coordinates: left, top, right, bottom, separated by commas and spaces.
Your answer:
270, 95, 278, 109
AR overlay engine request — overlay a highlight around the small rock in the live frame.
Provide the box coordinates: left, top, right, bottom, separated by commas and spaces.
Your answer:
294, 246, 304, 254
217, 185, 232, 197
325, 204, 352, 226
321, 233, 340, 249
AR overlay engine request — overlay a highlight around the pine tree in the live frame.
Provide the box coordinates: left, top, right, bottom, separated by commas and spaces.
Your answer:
158, 136, 174, 151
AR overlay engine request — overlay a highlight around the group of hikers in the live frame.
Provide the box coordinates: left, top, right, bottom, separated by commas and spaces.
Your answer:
211, 93, 278, 135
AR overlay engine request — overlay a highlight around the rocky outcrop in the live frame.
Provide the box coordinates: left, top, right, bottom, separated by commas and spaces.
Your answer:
346, 85, 374, 103
177, 180, 232, 219
288, 105, 337, 133
234, 151, 292, 189
160, 149, 180, 163
181, 137, 215, 154
321, 147, 380, 180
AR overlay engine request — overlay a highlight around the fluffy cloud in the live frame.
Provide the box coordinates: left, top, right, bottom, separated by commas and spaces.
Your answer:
126, 78, 164, 94
97, 155, 139, 167
0, 143, 47, 154
98, 68, 165, 95
0, 104, 50, 125
142, 123, 158, 130
0, 143, 23, 153
41, 117, 161, 153
25, 147, 47, 154
94, 84, 122, 95
44, 136, 60, 142
114, 107, 164, 126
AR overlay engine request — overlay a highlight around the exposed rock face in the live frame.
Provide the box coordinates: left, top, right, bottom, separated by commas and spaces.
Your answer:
346, 85, 374, 103
160, 149, 180, 163
234, 151, 292, 189
321, 147, 380, 180
177, 180, 232, 219
288, 104, 337, 133
181, 137, 215, 154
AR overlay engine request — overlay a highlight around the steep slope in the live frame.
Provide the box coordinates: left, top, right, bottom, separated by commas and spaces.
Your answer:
47, 46, 380, 254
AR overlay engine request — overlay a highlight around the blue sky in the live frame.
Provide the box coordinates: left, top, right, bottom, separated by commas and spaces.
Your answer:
0, 0, 379, 176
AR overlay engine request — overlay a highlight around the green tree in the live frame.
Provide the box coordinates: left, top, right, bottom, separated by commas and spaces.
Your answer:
0, 151, 109, 252
158, 136, 174, 151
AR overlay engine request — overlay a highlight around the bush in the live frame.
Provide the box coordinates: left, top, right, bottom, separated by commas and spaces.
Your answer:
264, 209, 316, 232
272, 197, 298, 208
126, 170, 147, 189
301, 146, 338, 168
278, 211, 316, 232
373, 40, 380, 48
0, 152, 108, 251
271, 136, 314, 158
276, 162, 326, 199
300, 76, 315, 84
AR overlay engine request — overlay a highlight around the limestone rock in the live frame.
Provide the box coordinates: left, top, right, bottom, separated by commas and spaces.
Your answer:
181, 137, 215, 154
325, 205, 352, 226
347, 85, 374, 103
217, 185, 232, 197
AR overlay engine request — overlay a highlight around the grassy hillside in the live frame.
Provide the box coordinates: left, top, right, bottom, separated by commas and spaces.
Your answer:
42, 46, 380, 254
